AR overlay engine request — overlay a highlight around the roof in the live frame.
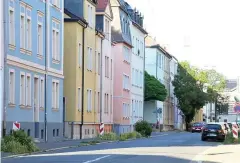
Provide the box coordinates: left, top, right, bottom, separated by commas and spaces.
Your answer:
132, 21, 148, 35
64, 9, 88, 27
96, 0, 109, 11
148, 44, 172, 59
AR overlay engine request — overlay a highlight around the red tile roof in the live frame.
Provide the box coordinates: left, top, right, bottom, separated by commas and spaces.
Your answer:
96, 0, 109, 11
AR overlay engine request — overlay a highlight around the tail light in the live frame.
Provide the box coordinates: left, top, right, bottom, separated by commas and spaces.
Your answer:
204, 129, 208, 132
218, 130, 224, 134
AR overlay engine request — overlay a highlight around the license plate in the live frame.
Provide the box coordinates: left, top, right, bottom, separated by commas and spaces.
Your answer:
208, 134, 216, 136
196, 128, 200, 130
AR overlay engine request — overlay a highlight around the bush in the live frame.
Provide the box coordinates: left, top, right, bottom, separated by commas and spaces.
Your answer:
98, 132, 118, 141
224, 131, 240, 144
135, 120, 152, 137
119, 133, 128, 141
1, 130, 39, 154
136, 132, 142, 138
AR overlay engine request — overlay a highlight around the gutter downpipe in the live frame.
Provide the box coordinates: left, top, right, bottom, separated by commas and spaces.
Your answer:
44, 0, 49, 142
80, 24, 87, 139
100, 34, 103, 127
1, 0, 6, 138
143, 34, 148, 121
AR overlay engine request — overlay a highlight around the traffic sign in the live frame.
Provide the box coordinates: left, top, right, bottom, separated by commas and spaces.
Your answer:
12, 122, 20, 131
234, 102, 240, 113
232, 124, 238, 139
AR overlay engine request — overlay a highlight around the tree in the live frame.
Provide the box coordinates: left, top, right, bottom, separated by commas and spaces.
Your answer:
172, 62, 209, 130
216, 93, 229, 115
144, 71, 167, 101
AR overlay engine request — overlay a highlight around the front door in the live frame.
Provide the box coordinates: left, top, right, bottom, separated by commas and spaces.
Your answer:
34, 77, 39, 138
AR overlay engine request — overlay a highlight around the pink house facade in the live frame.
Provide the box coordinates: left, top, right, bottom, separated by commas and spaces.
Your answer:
111, 0, 132, 134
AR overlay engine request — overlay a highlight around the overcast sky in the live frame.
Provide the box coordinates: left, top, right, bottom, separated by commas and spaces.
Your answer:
125, 0, 240, 79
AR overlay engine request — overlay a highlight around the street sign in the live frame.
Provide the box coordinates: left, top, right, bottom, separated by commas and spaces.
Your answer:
233, 102, 240, 113
99, 122, 104, 135
12, 122, 20, 131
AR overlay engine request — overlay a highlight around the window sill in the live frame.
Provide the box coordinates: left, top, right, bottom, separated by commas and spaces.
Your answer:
37, 54, 43, 59
26, 50, 32, 55
19, 105, 31, 109
123, 88, 130, 92
123, 60, 130, 64
52, 4, 61, 11
20, 48, 26, 54
9, 44, 16, 50
8, 103, 15, 108
40, 107, 44, 111
52, 108, 59, 112
52, 59, 60, 64
87, 69, 92, 72
26, 105, 32, 109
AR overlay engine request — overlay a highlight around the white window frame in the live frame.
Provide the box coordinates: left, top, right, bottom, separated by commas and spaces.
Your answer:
98, 52, 101, 75
9, 69, 15, 104
52, 80, 59, 109
79, 43, 82, 67
123, 74, 130, 90
78, 88, 81, 111
52, 19, 60, 62
26, 7, 32, 51
87, 89, 92, 112
52, 0, 60, 8
20, 3, 25, 50
9, 0, 15, 46
37, 12, 43, 57
87, 47, 92, 70
40, 77, 44, 108
26, 73, 31, 106
95, 51, 98, 73
20, 72, 26, 106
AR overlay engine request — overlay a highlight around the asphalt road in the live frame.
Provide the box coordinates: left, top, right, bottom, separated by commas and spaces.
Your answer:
2, 132, 222, 163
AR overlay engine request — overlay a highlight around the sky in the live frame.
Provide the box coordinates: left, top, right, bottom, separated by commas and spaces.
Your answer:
125, 0, 240, 79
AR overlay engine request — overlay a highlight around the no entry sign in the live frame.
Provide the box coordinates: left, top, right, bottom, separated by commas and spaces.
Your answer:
12, 122, 20, 131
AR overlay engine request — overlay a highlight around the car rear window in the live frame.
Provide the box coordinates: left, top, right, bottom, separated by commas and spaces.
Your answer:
193, 123, 202, 127
206, 124, 221, 129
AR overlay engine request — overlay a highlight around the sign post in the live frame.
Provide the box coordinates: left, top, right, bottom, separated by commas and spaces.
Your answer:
12, 122, 20, 131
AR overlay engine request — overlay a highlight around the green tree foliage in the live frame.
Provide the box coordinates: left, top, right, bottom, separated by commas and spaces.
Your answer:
172, 61, 209, 129
144, 71, 167, 101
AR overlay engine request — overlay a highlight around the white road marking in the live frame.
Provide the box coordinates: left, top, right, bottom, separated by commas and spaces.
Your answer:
150, 134, 168, 138
82, 155, 111, 163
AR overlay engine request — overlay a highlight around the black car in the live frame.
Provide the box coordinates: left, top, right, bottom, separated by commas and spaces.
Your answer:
201, 123, 226, 142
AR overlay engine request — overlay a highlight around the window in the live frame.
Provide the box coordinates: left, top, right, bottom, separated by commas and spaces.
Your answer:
110, 59, 113, 80
87, 47, 92, 70
110, 95, 112, 114
123, 46, 130, 63
78, 44, 82, 67
53, 129, 55, 137
26, 74, 31, 106
9, 70, 15, 104
136, 70, 139, 86
98, 53, 101, 75
78, 88, 81, 110
95, 51, 98, 73
104, 93, 107, 113
132, 36, 135, 53
140, 71, 143, 87
20, 73, 25, 105
123, 103, 129, 118
132, 100, 134, 117
26, 8, 31, 51
123, 74, 130, 90
87, 89, 92, 112
105, 56, 109, 77
9, 0, 15, 45
57, 129, 59, 136
132, 68, 134, 85
88, 5, 94, 28
104, 19, 110, 40
98, 92, 100, 113
52, 0, 60, 8
40, 78, 44, 108
52, 20, 60, 61
37, 13, 43, 56
20, 4, 25, 49
52, 80, 59, 109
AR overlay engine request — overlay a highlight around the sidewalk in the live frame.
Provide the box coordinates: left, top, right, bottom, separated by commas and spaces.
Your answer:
193, 144, 240, 163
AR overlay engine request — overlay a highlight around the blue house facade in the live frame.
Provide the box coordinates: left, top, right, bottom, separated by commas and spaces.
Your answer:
4, 0, 64, 142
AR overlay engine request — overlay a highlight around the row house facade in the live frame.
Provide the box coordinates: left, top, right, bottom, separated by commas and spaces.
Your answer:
144, 36, 175, 131
125, 3, 147, 128
3, 0, 64, 142
111, 0, 133, 134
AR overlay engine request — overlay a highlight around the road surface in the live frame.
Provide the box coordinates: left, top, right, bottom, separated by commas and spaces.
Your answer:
2, 132, 221, 163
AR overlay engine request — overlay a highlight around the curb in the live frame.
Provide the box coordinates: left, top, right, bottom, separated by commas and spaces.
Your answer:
2, 133, 170, 159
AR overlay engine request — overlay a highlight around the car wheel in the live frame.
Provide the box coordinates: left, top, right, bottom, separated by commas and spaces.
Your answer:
192, 131, 194, 133
201, 137, 206, 141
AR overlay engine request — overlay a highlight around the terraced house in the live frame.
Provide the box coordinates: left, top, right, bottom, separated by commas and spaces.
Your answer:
96, 0, 114, 133
3, 0, 64, 142
64, 0, 99, 139
125, 3, 147, 128
111, 0, 133, 134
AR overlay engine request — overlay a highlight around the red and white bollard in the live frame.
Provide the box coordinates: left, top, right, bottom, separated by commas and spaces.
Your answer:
232, 124, 238, 139
100, 122, 104, 135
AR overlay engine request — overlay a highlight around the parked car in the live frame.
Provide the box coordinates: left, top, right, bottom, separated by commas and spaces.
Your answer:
201, 123, 227, 142
191, 122, 206, 133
